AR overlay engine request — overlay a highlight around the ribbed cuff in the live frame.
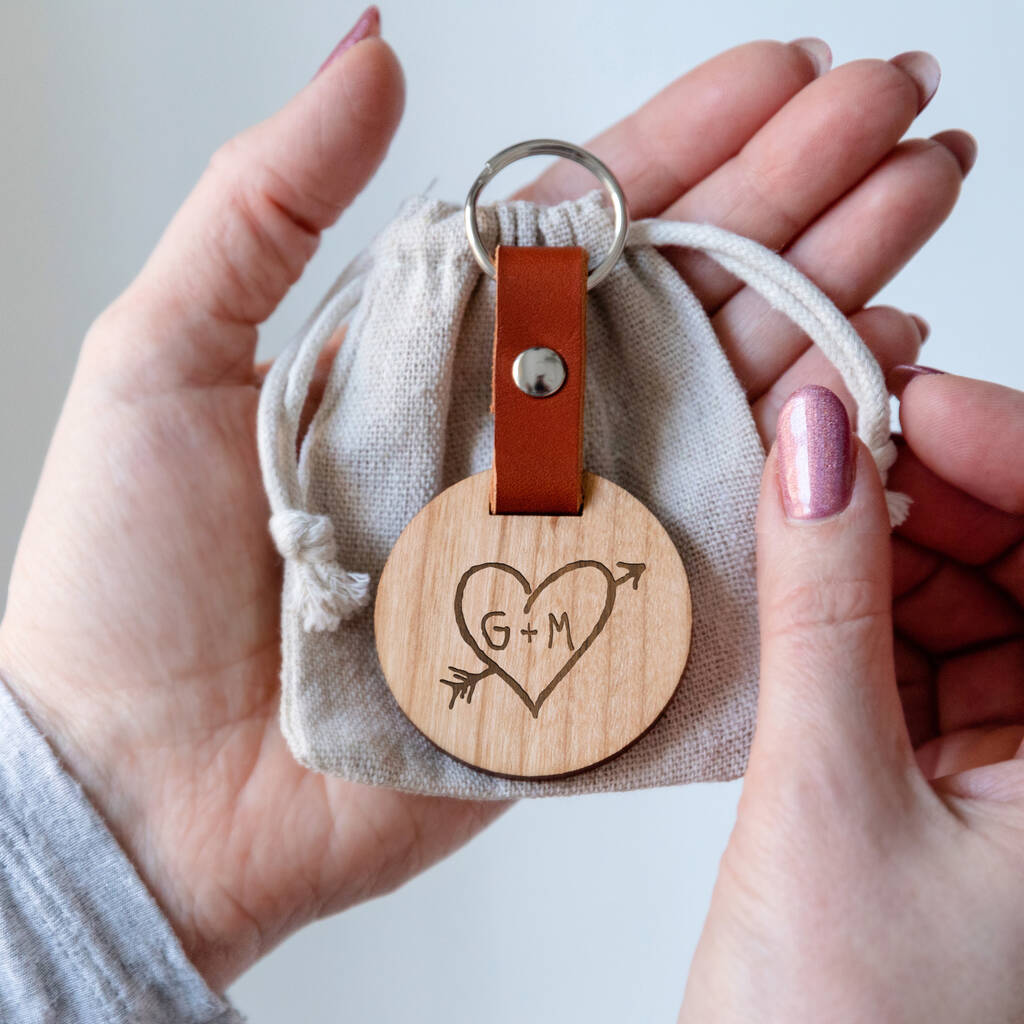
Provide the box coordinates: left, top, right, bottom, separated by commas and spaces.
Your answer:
0, 678, 244, 1023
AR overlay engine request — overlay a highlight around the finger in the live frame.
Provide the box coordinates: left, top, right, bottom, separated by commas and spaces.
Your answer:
751, 306, 925, 445
895, 635, 936, 748
936, 638, 1024, 734
893, 372, 1024, 515
889, 443, 1024, 565
989, 542, 1024, 606
750, 385, 915, 792
515, 39, 827, 216
891, 535, 941, 598
713, 134, 968, 398
921, 726, 1024, 782
89, 30, 404, 389
661, 55, 937, 310
893, 562, 1024, 654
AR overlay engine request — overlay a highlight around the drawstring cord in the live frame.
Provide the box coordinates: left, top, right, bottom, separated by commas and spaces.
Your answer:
258, 272, 371, 631
258, 216, 910, 632
631, 219, 911, 527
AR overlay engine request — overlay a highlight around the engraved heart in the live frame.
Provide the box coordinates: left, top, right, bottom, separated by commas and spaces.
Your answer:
453, 561, 622, 717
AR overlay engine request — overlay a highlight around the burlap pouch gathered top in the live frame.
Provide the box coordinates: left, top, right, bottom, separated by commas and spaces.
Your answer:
257, 190, 908, 799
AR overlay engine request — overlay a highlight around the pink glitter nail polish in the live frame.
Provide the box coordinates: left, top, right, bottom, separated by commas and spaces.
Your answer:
316, 6, 380, 77
887, 364, 943, 399
776, 385, 854, 520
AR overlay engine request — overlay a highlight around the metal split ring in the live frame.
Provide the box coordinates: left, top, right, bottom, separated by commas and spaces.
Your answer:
463, 138, 630, 290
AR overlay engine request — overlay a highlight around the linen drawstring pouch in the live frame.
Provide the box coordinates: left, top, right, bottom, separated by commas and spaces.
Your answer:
257, 190, 907, 799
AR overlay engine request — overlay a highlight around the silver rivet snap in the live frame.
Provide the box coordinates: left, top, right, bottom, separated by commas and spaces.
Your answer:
512, 347, 567, 397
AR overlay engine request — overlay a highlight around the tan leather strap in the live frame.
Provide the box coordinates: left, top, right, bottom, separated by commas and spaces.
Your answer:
491, 245, 588, 515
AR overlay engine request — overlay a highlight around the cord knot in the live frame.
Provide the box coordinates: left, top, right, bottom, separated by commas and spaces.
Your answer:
269, 511, 370, 631
270, 510, 337, 564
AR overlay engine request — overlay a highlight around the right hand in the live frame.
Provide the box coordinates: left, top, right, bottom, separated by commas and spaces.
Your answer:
680, 370, 1024, 1022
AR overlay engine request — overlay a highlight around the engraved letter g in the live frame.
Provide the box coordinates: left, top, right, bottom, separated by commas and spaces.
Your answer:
481, 611, 510, 651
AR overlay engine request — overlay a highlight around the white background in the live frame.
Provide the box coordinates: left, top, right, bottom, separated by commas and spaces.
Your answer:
2, 1, 1022, 1021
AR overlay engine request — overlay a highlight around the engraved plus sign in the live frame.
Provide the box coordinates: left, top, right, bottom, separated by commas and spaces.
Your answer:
520, 622, 538, 643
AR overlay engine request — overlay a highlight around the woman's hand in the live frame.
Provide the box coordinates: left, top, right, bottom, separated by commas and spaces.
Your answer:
0, 11, 973, 989
679, 372, 1024, 1022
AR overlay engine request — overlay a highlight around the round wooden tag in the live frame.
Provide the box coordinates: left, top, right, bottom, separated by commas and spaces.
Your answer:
374, 471, 692, 778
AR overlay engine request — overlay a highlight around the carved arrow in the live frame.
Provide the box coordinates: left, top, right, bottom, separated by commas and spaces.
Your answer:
613, 562, 647, 590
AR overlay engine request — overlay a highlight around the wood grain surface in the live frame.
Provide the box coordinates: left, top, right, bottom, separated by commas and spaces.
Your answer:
375, 471, 692, 778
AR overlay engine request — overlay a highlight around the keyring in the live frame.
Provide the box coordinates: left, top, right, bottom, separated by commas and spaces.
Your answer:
464, 139, 630, 291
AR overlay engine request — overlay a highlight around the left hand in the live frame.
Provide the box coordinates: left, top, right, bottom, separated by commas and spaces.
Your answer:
0, 26, 972, 989
0, 24, 504, 991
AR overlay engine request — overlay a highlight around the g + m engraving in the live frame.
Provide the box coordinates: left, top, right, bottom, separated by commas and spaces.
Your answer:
441, 559, 646, 719
480, 611, 575, 652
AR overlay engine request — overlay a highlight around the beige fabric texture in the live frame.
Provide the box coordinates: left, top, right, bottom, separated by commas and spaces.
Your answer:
268, 191, 771, 798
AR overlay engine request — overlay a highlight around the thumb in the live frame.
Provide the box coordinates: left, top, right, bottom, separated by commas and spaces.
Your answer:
749, 385, 916, 793
89, 13, 403, 387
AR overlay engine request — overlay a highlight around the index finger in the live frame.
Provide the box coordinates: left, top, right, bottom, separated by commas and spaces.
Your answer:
893, 369, 1024, 515
512, 39, 826, 217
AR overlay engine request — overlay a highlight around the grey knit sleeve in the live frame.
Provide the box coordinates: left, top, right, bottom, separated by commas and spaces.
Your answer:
0, 679, 244, 1024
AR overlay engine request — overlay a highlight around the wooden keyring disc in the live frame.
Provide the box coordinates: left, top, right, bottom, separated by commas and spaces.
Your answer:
375, 471, 692, 778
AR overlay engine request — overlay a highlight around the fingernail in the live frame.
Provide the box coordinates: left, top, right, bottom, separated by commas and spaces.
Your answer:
776, 385, 855, 521
890, 51, 941, 111
909, 314, 930, 343
316, 5, 381, 77
932, 130, 978, 176
887, 364, 944, 399
790, 37, 832, 77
